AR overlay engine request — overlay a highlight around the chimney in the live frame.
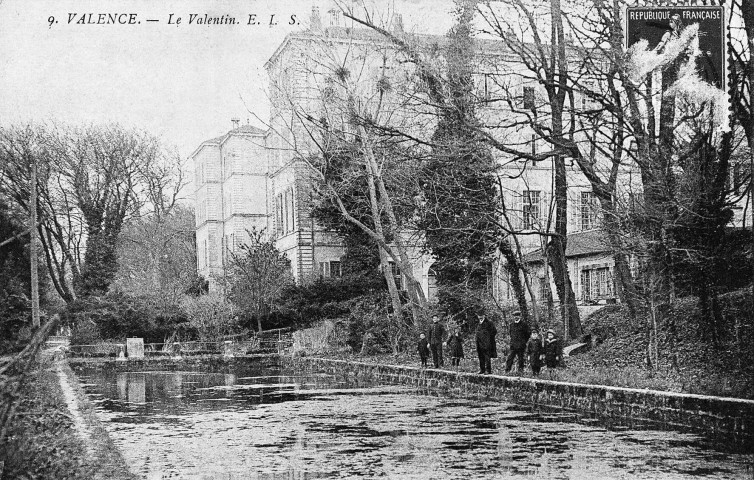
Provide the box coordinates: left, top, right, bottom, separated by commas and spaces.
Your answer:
310, 6, 322, 31
231, 117, 240, 129
328, 8, 340, 27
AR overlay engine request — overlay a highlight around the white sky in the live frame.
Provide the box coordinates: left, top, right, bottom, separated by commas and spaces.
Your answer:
0, 0, 456, 160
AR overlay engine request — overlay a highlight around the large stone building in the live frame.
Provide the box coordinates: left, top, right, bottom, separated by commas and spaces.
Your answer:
191, 9, 439, 294
191, 117, 351, 289
190, 7, 629, 305
192, 6, 746, 311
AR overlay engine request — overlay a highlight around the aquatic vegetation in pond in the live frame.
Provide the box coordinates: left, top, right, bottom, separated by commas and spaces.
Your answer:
75, 363, 754, 479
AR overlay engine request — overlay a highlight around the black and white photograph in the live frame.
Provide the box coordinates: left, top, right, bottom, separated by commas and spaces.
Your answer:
0, 0, 753, 478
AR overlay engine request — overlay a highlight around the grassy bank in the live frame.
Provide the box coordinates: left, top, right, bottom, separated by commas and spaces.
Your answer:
0, 357, 136, 480
317, 290, 754, 400
566, 290, 754, 399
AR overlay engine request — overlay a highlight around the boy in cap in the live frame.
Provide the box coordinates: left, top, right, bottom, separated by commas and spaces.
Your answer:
543, 329, 561, 370
417, 333, 430, 368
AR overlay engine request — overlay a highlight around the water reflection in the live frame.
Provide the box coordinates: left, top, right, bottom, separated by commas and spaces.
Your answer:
74, 363, 754, 479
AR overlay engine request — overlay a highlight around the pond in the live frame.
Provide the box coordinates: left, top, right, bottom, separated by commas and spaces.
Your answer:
75, 359, 754, 479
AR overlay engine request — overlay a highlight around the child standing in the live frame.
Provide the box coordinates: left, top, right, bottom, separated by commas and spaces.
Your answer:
418, 333, 430, 367
543, 329, 561, 371
446, 328, 464, 367
526, 331, 543, 376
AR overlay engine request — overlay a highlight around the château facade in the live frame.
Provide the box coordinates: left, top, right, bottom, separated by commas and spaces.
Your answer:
191, 5, 748, 312
190, 7, 628, 306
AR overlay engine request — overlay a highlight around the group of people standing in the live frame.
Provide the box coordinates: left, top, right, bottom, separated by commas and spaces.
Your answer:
418, 312, 562, 376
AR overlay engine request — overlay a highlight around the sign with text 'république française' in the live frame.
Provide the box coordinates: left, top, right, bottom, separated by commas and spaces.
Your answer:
626, 6, 726, 89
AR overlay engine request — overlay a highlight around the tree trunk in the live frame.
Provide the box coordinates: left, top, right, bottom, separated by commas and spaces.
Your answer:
381, 249, 405, 324
601, 204, 639, 320
508, 226, 540, 327
363, 151, 405, 323
360, 127, 426, 320
612, 250, 637, 315
547, 154, 581, 339
498, 239, 530, 323
547, 235, 581, 339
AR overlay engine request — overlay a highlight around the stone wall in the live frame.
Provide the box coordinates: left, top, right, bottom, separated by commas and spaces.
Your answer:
291, 357, 754, 441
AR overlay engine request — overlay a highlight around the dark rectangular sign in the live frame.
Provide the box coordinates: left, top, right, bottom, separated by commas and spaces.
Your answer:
626, 6, 725, 89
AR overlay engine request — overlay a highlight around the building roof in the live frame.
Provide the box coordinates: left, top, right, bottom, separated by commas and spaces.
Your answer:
265, 25, 516, 70
190, 125, 268, 159
522, 230, 611, 263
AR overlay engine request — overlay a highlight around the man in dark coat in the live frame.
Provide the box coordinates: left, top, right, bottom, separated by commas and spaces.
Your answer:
475, 314, 497, 374
505, 311, 531, 373
426, 314, 446, 368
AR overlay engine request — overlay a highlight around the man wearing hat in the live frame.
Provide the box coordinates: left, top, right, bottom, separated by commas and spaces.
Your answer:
505, 310, 531, 373
475, 313, 497, 374
426, 314, 446, 368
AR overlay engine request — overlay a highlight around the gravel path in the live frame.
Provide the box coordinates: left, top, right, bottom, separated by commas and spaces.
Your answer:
55, 361, 96, 458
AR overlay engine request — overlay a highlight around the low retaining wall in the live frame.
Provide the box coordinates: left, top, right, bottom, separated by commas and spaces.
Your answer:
292, 357, 754, 441
56, 362, 138, 480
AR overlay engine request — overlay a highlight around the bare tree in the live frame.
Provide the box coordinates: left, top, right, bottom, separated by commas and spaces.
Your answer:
0, 123, 184, 301
264, 24, 431, 324
112, 205, 197, 308
336, 1, 585, 336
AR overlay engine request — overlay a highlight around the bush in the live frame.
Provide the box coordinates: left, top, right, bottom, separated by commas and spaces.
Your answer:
0, 287, 32, 354
61, 293, 188, 343
180, 294, 238, 342
342, 292, 416, 355
275, 273, 386, 328
70, 317, 102, 345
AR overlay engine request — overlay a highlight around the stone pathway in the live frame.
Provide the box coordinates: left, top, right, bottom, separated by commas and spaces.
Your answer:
55, 362, 96, 458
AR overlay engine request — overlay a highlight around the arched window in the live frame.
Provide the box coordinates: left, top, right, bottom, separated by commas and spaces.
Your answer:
427, 267, 438, 302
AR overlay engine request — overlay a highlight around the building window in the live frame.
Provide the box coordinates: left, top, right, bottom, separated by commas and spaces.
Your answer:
731, 163, 749, 195
283, 190, 289, 233
580, 191, 600, 231
523, 86, 535, 110
579, 80, 597, 111
522, 190, 541, 230
278, 188, 296, 235
286, 188, 295, 233
580, 267, 613, 302
427, 268, 438, 303
538, 276, 549, 302
530, 134, 537, 156
319, 260, 342, 279
276, 193, 284, 236
388, 261, 404, 290
482, 74, 493, 102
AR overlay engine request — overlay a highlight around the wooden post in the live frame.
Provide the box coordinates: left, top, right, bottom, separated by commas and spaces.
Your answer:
30, 159, 40, 328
